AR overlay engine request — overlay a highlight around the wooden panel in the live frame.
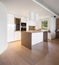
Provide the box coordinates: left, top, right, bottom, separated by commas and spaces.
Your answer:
56, 18, 59, 38
56, 18, 59, 28
15, 17, 21, 31
56, 33, 59, 38
1, 39, 59, 65
56, 24, 59, 29
43, 31, 48, 42
15, 18, 21, 24
21, 32, 32, 49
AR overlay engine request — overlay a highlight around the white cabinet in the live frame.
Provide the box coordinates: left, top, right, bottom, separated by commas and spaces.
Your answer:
7, 14, 22, 42
32, 32, 43, 45
7, 14, 14, 24
15, 31, 21, 41
7, 14, 15, 42
7, 30, 15, 42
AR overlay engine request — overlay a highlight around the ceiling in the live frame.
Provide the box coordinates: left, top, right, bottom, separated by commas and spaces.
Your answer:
0, 0, 54, 18
36, 0, 59, 16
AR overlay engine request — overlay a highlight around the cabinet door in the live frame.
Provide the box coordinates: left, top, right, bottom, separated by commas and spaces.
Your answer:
7, 14, 14, 24
7, 29, 15, 42
7, 14, 15, 42
15, 32, 21, 40
32, 32, 43, 45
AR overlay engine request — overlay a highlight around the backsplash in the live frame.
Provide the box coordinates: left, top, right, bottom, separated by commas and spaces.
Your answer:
29, 26, 35, 30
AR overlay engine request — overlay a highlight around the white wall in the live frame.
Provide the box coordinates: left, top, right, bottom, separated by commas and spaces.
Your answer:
49, 17, 56, 39
35, 16, 56, 40
0, 2, 8, 54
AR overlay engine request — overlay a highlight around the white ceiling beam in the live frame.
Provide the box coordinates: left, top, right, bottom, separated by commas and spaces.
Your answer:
32, 0, 57, 16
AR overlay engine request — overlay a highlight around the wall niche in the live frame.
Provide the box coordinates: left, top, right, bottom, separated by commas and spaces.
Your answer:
15, 17, 21, 31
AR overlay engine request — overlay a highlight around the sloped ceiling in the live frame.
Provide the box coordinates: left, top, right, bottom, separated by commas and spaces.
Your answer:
36, 0, 59, 16
0, 0, 55, 17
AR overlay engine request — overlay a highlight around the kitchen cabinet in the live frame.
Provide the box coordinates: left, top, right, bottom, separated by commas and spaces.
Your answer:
15, 31, 21, 40
7, 14, 15, 42
7, 14, 21, 42
7, 14, 14, 24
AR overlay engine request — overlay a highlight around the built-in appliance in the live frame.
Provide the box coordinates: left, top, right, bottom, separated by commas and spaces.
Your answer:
21, 22, 26, 31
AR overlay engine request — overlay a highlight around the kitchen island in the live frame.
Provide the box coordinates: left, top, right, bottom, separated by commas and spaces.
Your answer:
21, 31, 48, 49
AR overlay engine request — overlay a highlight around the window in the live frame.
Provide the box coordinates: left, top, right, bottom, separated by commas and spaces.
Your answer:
41, 20, 48, 30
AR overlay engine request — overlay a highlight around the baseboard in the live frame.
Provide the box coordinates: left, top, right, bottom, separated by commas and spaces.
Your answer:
8, 40, 21, 43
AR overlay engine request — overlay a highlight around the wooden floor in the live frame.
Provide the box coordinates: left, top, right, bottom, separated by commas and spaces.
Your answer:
0, 39, 59, 65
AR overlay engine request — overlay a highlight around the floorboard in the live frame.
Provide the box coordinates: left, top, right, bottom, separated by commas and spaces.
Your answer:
0, 39, 59, 65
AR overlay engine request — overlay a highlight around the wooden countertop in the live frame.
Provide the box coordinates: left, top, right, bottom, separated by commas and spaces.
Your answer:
22, 30, 48, 33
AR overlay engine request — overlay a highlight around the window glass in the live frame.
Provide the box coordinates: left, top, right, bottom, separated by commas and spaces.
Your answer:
41, 20, 48, 30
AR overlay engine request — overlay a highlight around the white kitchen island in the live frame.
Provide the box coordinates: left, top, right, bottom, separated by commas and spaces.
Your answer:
21, 31, 48, 49
32, 32, 43, 45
